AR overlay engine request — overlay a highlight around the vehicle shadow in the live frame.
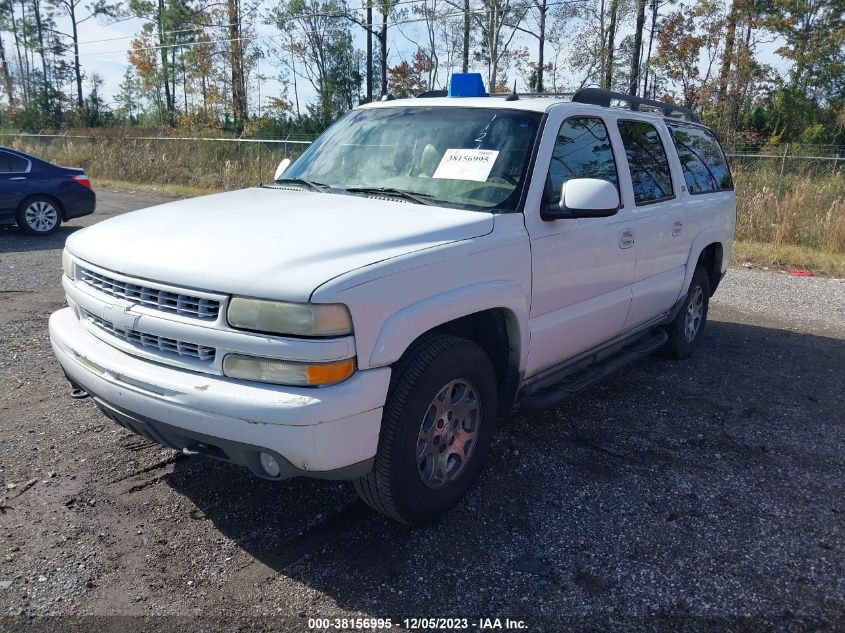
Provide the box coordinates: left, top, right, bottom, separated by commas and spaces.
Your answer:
0, 224, 82, 253
163, 318, 845, 627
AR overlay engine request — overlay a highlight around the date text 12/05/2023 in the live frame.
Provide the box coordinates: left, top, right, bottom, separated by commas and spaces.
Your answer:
307, 617, 529, 630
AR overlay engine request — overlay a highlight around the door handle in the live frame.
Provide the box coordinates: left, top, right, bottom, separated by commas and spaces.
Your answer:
10, 176, 26, 181
619, 229, 635, 249
672, 220, 684, 237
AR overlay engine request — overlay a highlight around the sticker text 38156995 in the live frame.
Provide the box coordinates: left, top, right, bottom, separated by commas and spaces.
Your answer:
432, 149, 500, 182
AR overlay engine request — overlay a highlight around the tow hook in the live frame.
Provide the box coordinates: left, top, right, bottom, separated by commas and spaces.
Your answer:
69, 387, 89, 399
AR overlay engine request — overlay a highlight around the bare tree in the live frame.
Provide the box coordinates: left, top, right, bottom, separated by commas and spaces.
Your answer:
47, 0, 121, 109
628, 0, 646, 94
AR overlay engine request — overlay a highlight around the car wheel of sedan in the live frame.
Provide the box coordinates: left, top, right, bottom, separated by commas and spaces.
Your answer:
17, 196, 62, 236
353, 333, 498, 525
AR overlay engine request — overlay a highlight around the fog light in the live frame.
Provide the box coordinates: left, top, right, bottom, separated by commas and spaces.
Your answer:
259, 452, 281, 477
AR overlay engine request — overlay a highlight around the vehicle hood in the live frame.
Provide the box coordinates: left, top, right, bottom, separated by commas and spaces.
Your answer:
66, 187, 494, 301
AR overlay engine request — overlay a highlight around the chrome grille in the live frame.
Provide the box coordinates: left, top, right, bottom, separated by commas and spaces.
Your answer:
82, 309, 216, 362
78, 267, 220, 320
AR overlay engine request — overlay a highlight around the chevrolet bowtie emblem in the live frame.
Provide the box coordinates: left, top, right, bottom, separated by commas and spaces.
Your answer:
102, 299, 139, 332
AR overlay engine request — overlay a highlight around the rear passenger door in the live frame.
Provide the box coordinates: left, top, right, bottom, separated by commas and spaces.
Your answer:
0, 150, 32, 217
615, 119, 689, 330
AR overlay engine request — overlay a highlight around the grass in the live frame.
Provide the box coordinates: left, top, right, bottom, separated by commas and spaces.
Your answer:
8, 135, 300, 191
733, 165, 845, 253
731, 240, 845, 278
95, 178, 218, 198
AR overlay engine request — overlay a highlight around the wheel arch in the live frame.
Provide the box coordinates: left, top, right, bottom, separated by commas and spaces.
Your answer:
367, 282, 528, 407
682, 229, 725, 297
697, 242, 723, 296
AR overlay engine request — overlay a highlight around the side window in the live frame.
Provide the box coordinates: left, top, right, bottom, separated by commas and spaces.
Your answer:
617, 120, 674, 204
668, 124, 733, 193
0, 151, 28, 173
547, 116, 618, 205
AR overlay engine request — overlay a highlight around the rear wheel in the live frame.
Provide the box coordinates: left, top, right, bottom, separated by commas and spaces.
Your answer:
354, 334, 498, 524
17, 196, 61, 236
663, 265, 710, 359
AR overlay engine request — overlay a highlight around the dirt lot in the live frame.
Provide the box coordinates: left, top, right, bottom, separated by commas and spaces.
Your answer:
1, 191, 844, 631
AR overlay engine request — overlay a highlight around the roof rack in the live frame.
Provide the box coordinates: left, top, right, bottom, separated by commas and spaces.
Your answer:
416, 89, 574, 99
572, 88, 699, 122
489, 92, 574, 99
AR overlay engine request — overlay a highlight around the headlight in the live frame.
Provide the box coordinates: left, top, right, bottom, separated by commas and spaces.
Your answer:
223, 354, 355, 387
62, 249, 74, 279
227, 298, 352, 337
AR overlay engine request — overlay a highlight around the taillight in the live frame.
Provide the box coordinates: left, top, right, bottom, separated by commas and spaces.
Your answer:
71, 174, 91, 189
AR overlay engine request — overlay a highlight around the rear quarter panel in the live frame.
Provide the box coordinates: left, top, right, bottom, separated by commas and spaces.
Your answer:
28, 165, 96, 219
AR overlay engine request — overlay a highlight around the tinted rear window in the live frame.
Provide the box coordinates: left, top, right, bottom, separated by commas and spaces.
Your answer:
0, 151, 29, 173
617, 120, 675, 204
668, 124, 733, 193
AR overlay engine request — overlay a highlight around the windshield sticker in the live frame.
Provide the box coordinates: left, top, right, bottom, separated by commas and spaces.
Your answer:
432, 149, 500, 182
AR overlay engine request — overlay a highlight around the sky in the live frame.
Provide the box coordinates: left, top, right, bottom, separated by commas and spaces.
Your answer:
68, 2, 790, 115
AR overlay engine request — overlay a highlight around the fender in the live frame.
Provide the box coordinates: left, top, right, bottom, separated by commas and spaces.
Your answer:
369, 280, 529, 370
680, 227, 725, 297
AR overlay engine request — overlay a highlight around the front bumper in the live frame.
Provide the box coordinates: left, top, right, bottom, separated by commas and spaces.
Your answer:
49, 307, 390, 478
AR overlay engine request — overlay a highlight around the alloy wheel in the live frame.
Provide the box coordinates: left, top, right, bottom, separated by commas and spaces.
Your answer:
684, 285, 705, 342
416, 378, 481, 490
24, 201, 58, 233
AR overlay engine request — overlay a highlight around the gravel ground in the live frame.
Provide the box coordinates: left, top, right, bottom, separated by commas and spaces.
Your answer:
1, 193, 843, 632
713, 268, 845, 337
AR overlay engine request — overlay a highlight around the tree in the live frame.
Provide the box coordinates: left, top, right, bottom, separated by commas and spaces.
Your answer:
602, 0, 619, 88
268, 0, 361, 126
226, 0, 248, 124
346, 0, 397, 97
513, 0, 554, 92
569, 0, 629, 91
387, 48, 431, 97
46, 0, 121, 109
474, 0, 531, 91
651, 0, 722, 109
762, 0, 844, 103
83, 71, 105, 124
115, 67, 140, 120
128, 0, 199, 124
628, 0, 646, 94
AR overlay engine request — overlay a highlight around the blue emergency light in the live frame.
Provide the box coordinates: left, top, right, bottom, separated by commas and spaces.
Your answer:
448, 73, 488, 97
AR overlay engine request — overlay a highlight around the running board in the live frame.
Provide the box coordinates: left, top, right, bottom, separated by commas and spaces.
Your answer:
519, 329, 668, 410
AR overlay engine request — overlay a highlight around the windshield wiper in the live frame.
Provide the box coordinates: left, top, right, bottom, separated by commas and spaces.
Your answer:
273, 177, 329, 193
344, 187, 437, 206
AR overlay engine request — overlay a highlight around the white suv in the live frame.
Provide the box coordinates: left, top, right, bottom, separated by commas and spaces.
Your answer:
50, 80, 736, 524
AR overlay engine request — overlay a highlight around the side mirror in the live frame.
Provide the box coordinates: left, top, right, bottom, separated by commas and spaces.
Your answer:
542, 178, 620, 220
274, 158, 291, 180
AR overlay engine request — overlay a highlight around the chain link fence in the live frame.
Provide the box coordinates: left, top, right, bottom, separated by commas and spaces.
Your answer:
0, 132, 318, 190
0, 131, 842, 252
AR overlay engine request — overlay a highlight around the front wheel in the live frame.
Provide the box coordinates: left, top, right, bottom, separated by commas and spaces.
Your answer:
663, 265, 710, 359
354, 334, 498, 524
17, 196, 62, 236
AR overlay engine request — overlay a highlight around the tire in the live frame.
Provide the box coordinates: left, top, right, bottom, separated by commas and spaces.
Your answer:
16, 196, 62, 236
354, 333, 498, 525
662, 265, 710, 360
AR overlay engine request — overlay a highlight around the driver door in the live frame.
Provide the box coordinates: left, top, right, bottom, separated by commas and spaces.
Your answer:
522, 109, 636, 378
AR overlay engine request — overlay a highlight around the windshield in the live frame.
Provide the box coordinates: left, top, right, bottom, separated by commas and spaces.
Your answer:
282, 106, 543, 212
